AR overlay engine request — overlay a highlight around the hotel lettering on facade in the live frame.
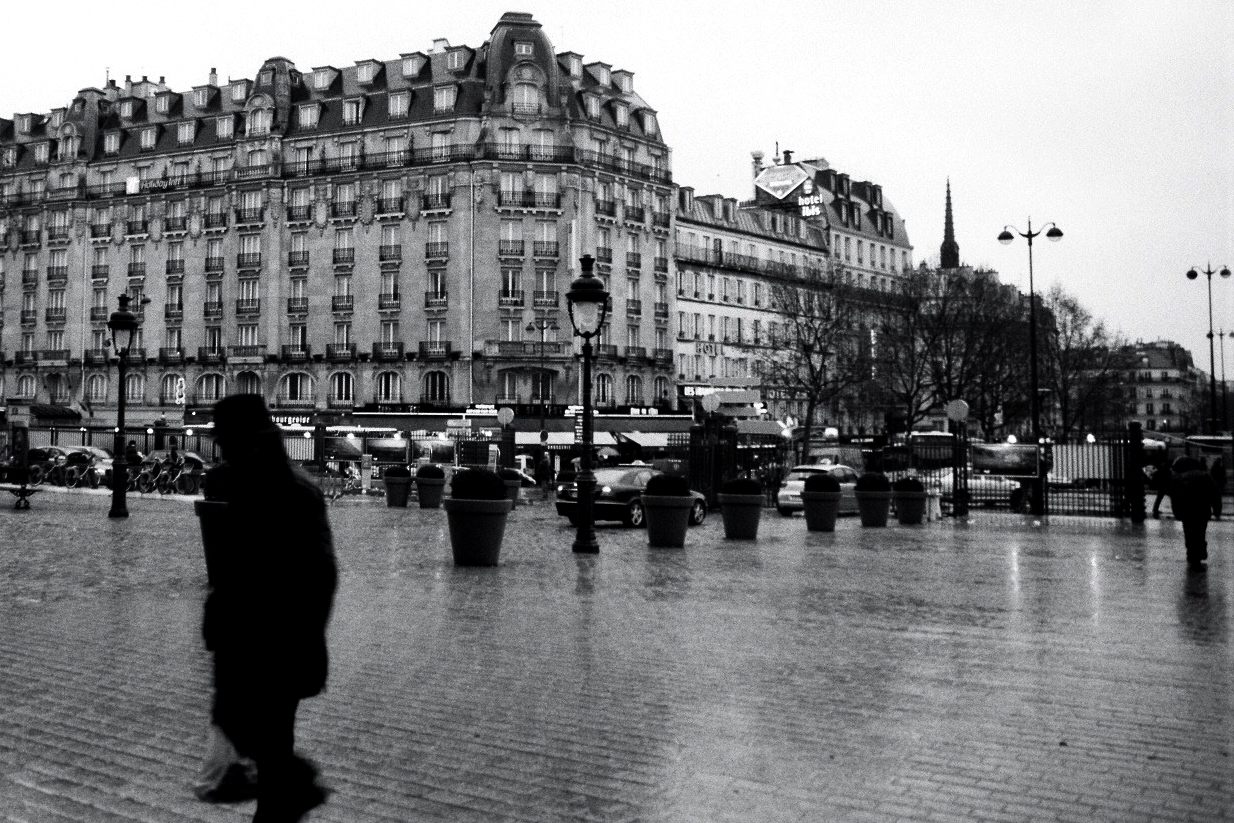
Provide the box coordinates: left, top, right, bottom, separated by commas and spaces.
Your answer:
0, 12, 678, 427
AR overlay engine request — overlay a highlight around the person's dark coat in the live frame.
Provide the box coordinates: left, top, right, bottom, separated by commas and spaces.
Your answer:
1169, 458, 1219, 523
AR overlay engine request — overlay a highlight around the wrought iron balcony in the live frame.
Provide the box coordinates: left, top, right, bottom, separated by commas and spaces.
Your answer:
533, 290, 559, 308
198, 347, 225, 363
204, 301, 223, 319
654, 256, 669, 272
379, 293, 401, 310
625, 346, 647, 360
376, 196, 404, 214
125, 220, 148, 235
332, 295, 354, 312
281, 345, 311, 361
654, 302, 669, 318
372, 342, 405, 361
421, 193, 450, 211
46, 266, 68, 284
166, 259, 185, 275
624, 206, 646, 223
20, 309, 37, 325
424, 291, 448, 309
326, 344, 357, 361
654, 348, 674, 363
203, 212, 227, 229
91, 264, 110, 279
164, 303, 184, 320
19, 230, 40, 245
237, 253, 262, 269
164, 215, 188, 232
327, 395, 355, 408
652, 212, 671, 228
287, 297, 309, 313
288, 250, 310, 267
21, 270, 38, 286
332, 248, 355, 265
287, 204, 312, 221
499, 291, 524, 307
119, 348, 145, 362
379, 245, 402, 262
14, 351, 38, 365
84, 349, 110, 365
596, 247, 613, 264
205, 257, 224, 272
595, 199, 617, 217
497, 191, 561, 209
159, 347, 185, 364
418, 341, 453, 359
90, 223, 111, 238
234, 207, 264, 224
44, 307, 67, 322
228, 345, 267, 359
127, 262, 146, 277
330, 201, 358, 219
498, 240, 525, 257
235, 298, 261, 315
596, 344, 619, 359
625, 299, 642, 315
426, 242, 449, 258
626, 253, 642, 269
275, 393, 316, 409
90, 307, 109, 321
533, 241, 559, 258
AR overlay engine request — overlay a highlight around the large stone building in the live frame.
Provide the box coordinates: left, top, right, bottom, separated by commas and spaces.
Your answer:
0, 12, 676, 427
1120, 340, 1206, 434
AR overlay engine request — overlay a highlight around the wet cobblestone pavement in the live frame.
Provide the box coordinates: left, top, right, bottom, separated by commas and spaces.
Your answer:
1, 488, 1230, 822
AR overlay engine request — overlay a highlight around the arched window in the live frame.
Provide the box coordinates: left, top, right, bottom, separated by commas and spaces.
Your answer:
423, 371, 449, 403
625, 375, 643, 406
330, 372, 353, 403
197, 373, 225, 403
161, 373, 184, 404
653, 376, 670, 406
595, 373, 614, 406
280, 372, 314, 404
235, 371, 261, 395
511, 82, 539, 114
16, 374, 37, 399
86, 374, 108, 402
125, 373, 145, 403
376, 371, 401, 403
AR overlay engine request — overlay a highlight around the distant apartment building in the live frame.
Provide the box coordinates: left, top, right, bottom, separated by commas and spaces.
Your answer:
1120, 340, 1206, 433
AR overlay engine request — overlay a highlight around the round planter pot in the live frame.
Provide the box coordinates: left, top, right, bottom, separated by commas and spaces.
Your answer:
415, 477, 446, 509
443, 498, 514, 566
894, 491, 928, 525
384, 477, 412, 508
717, 493, 763, 539
194, 500, 230, 586
854, 490, 892, 528
503, 479, 521, 509
801, 491, 842, 532
642, 495, 693, 548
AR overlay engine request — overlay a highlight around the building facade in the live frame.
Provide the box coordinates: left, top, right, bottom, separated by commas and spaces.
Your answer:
0, 12, 676, 427
1120, 340, 1206, 434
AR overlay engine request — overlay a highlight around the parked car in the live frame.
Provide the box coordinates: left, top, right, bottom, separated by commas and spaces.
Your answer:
775, 464, 861, 516
922, 467, 1026, 511
555, 465, 707, 527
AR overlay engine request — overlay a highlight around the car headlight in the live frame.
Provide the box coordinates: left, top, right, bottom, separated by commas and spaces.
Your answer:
600, 485, 612, 495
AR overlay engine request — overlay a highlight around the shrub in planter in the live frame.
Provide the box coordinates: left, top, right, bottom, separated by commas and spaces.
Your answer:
643, 473, 693, 548
892, 476, 928, 525
383, 464, 412, 508
854, 471, 892, 527
802, 472, 843, 532
414, 463, 447, 509
443, 469, 512, 566
498, 467, 523, 508
718, 477, 764, 540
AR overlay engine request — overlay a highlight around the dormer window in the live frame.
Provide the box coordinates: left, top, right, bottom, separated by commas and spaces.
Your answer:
104, 132, 120, 155
642, 112, 658, 136
140, 127, 157, 151
247, 109, 272, 135
356, 62, 377, 83
120, 101, 134, 119
514, 42, 534, 57
50, 111, 64, 129
298, 104, 319, 129
433, 86, 456, 113
231, 82, 248, 102
216, 116, 234, 139
259, 70, 274, 85
569, 55, 582, 77
597, 66, 611, 86
313, 70, 331, 90
177, 121, 195, 145
585, 95, 600, 119
194, 88, 209, 108
342, 99, 363, 126
155, 95, 170, 114
1, 147, 15, 168
614, 71, 633, 93
512, 83, 538, 115
388, 91, 410, 119
33, 143, 49, 164
446, 50, 466, 71
19, 115, 33, 132
402, 54, 425, 77
57, 135, 80, 161
614, 102, 628, 129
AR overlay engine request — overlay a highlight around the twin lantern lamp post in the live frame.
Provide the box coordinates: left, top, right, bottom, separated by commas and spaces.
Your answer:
998, 218, 1063, 517
565, 254, 609, 554
1185, 263, 1230, 435
107, 293, 148, 518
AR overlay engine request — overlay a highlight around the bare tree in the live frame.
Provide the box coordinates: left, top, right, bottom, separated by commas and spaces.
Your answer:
873, 265, 944, 430
765, 265, 869, 461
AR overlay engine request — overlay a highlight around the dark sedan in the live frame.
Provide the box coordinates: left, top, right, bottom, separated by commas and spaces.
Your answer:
555, 465, 707, 527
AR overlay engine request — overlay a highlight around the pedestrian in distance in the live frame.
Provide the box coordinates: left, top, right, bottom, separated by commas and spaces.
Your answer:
1151, 459, 1173, 519
1168, 456, 1220, 570
202, 395, 338, 822
1210, 458, 1226, 520
535, 452, 553, 501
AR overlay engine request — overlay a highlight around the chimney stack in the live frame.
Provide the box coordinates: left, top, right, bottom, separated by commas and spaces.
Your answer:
209, 67, 218, 86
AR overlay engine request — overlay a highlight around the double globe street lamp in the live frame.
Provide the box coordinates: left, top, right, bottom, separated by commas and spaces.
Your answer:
1185, 263, 1230, 435
999, 218, 1063, 516
107, 294, 148, 518
565, 254, 609, 554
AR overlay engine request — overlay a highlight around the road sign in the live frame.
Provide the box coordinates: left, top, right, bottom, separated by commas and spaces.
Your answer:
700, 394, 721, 413
497, 407, 515, 426
945, 399, 970, 422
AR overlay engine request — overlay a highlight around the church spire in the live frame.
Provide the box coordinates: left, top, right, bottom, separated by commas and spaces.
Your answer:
940, 178, 960, 270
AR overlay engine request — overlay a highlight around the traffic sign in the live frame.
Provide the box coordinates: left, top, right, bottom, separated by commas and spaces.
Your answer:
945, 399, 969, 422
497, 407, 515, 426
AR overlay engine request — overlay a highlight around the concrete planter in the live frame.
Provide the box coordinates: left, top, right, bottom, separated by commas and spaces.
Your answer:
503, 480, 521, 509
415, 477, 445, 509
854, 491, 892, 528
717, 493, 763, 540
894, 491, 928, 525
643, 495, 692, 548
801, 491, 842, 532
384, 477, 412, 508
443, 498, 513, 566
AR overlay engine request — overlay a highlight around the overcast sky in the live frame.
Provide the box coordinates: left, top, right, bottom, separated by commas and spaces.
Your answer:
5, 1, 1231, 378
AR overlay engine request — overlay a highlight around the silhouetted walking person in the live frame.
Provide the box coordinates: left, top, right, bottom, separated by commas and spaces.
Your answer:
1210, 458, 1226, 520
1150, 460, 1172, 519
203, 396, 337, 821
1168, 456, 1220, 570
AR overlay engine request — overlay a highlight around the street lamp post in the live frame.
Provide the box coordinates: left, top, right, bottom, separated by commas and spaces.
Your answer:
1220, 329, 1229, 433
1185, 264, 1230, 435
526, 317, 560, 438
107, 294, 140, 518
566, 254, 609, 555
999, 218, 1063, 516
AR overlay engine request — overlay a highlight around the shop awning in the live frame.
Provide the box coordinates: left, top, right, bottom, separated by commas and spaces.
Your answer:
617, 431, 670, 449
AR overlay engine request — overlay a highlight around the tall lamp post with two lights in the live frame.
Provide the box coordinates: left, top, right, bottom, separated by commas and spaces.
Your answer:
1219, 329, 1229, 433
999, 218, 1063, 516
1185, 263, 1230, 435
107, 294, 147, 518
566, 254, 609, 554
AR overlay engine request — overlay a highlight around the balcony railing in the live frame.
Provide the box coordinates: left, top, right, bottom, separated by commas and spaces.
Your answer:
91, 264, 110, 279
653, 348, 674, 363
654, 302, 669, 317
533, 290, 559, 308
158, 347, 184, 364
228, 345, 267, 359
418, 341, 453, 359
20, 230, 40, 245
421, 193, 451, 211
119, 348, 145, 362
425, 242, 449, 258
125, 220, 148, 235
497, 191, 561, 209
596, 199, 617, 217
90, 307, 109, 321
654, 256, 669, 272
596, 247, 613, 264
652, 212, 671, 228
198, 347, 225, 363
626, 252, 642, 269
533, 241, 559, 257
499, 291, 524, 307
203, 212, 227, 229
332, 248, 355, 265
166, 259, 185, 275
20, 309, 37, 325
21, 270, 38, 286
499, 240, 525, 257
625, 346, 647, 360
45, 307, 67, 322
164, 215, 188, 231
376, 196, 405, 214
204, 302, 223, 319
326, 344, 357, 361
127, 262, 146, 277
596, 344, 619, 359
84, 349, 110, 365
287, 204, 312, 221
327, 395, 355, 408
624, 206, 646, 223
90, 223, 111, 238
372, 342, 405, 361
281, 345, 311, 361
275, 393, 316, 409
46, 266, 69, 284
287, 297, 309, 313
485, 340, 567, 358
288, 250, 309, 267
625, 299, 642, 315
164, 303, 184, 320
379, 293, 401, 310
14, 351, 38, 365
424, 291, 448, 309
234, 207, 264, 224
236, 298, 261, 314
332, 295, 354, 312
205, 257, 224, 272
330, 202, 358, 219
379, 245, 402, 262
237, 253, 262, 269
